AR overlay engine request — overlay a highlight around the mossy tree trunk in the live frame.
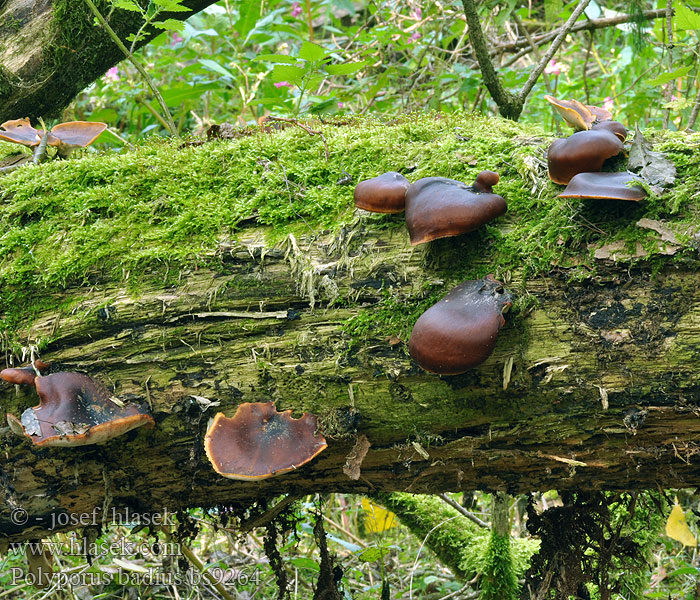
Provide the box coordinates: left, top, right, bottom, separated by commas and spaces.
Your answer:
0, 0, 218, 122
0, 115, 699, 544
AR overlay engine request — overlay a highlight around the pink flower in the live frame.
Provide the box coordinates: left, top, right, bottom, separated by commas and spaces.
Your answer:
171, 32, 184, 46
274, 81, 294, 88
603, 96, 614, 112
337, 102, 344, 109
291, 2, 302, 18
544, 59, 562, 76
409, 31, 421, 43
104, 66, 120, 82
412, 8, 422, 20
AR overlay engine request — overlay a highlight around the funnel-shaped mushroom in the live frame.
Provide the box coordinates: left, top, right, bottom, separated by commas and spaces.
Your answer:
0, 369, 154, 446
548, 124, 626, 185
409, 275, 513, 375
354, 172, 410, 213
204, 402, 327, 480
558, 172, 646, 202
0, 119, 107, 156
545, 95, 612, 130
405, 171, 507, 245
0, 360, 48, 386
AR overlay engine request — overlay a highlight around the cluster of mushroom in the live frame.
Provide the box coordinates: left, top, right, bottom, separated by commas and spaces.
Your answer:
1, 362, 328, 479
545, 96, 646, 202
0, 118, 107, 158
354, 170, 512, 375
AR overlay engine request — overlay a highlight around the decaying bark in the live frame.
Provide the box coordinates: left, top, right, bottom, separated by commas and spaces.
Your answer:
0, 0, 218, 122
2, 212, 700, 542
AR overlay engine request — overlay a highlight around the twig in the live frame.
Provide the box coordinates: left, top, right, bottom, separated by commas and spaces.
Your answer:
437, 493, 489, 528
513, 13, 552, 94
662, 0, 674, 129
83, 0, 178, 137
494, 9, 668, 54
239, 494, 302, 532
33, 118, 49, 165
517, 0, 593, 105
266, 116, 329, 161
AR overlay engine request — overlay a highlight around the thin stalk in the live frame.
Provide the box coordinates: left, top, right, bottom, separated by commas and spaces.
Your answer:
83, 0, 178, 137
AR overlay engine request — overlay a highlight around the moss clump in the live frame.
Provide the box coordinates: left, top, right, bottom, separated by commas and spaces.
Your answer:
481, 533, 519, 600
376, 492, 538, 582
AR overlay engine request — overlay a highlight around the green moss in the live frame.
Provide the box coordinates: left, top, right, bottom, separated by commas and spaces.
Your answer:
1, 114, 699, 346
376, 492, 538, 582
481, 533, 519, 600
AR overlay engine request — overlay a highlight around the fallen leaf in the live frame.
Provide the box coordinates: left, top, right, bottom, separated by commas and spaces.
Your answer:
629, 125, 676, 189
665, 498, 697, 547
361, 498, 397, 533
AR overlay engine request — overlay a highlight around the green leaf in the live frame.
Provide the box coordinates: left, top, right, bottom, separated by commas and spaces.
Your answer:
647, 65, 692, 86
356, 547, 383, 562
289, 557, 320, 571
152, 18, 185, 31
270, 64, 307, 84
255, 54, 299, 64
236, 0, 262, 37
198, 59, 235, 79
151, 0, 190, 11
325, 61, 366, 76
299, 41, 328, 62
112, 0, 141, 11
674, 2, 700, 30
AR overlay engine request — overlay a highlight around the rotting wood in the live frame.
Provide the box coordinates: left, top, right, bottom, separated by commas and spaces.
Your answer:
1, 217, 700, 542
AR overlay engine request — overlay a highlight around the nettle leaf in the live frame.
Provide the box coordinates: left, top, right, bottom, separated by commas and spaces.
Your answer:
255, 54, 298, 64
270, 64, 308, 84
153, 18, 186, 31
674, 2, 700, 30
151, 0, 190, 10
112, 0, 141, 12
325, 61, 366, 76
299, 41, 329, 62
236, 0, 262, 37
647, 65, 692, 86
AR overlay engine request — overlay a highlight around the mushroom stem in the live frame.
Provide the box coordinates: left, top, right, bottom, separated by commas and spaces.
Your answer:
32, 119, 49, 166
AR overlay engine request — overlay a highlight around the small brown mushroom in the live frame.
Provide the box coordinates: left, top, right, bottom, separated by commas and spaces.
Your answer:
545, 95, 612, 130
354, 172, 410, 213
204, 402, 327, 480
558, 172, 646, 202
404, 171, 507, 245
408, 275, 513, 375
547, 124, 626, 185
0, 118, 42, 147
0, 369, 154, 446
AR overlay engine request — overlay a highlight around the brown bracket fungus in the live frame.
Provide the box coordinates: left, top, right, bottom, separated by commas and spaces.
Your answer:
0, 369, 154, 446
354, 171, 410, 213
0, 118, 107, 157
545, 95, 612, 130
558, 172, 647, 202
204, 402, 328, 480
547, 123, 627, 185
408, 275, 513, 375
404, 171, 507, 245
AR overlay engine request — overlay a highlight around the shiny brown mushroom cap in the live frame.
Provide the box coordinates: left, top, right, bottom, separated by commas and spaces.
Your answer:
49, 121, 108, 149
558, 171, 646, 202
0, 118, 42, 147
545, 95, 596, 130
408, 275, 513, 375
547, 128, 624, 185
404, 171, 507, 245
354, 171, 410, 213
591, 120, 627, 142
544, 95, 613, 130
3, 371, 154, 446
204, 402, 327, 480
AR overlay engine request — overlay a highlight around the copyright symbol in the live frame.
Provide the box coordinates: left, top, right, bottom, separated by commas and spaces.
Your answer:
10, 508, 28, 525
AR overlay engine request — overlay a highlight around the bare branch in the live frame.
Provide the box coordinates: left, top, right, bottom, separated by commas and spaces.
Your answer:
517, 0, 592, 104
